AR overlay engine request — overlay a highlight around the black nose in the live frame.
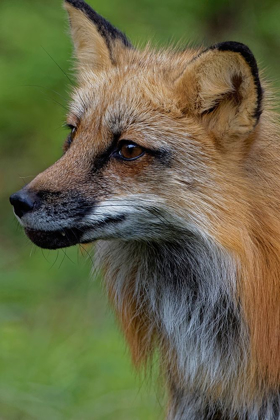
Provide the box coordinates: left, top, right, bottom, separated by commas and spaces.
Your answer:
10, 190, 36, 218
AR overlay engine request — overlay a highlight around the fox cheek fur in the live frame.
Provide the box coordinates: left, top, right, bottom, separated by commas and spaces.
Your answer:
10, 0, 280, 418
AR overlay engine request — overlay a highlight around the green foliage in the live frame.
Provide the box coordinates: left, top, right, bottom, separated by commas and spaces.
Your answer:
1, 0, 280, 418
0, 246, 162, 419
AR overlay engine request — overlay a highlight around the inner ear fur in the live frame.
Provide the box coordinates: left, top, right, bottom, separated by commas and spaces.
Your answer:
64, 0, 132, 74
176, 42, 263, 142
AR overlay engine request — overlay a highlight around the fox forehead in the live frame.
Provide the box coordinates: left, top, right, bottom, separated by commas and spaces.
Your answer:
68, 50, 196, 135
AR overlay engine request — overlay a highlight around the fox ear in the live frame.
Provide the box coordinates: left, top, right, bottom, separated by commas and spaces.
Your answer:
64, 0, 132, 74
175, 42, 263, 145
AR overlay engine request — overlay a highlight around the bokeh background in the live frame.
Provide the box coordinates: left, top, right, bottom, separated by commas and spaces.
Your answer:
1, 0, 280, 419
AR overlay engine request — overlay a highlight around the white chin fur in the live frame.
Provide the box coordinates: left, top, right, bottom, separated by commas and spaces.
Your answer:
81, 196, 193, 242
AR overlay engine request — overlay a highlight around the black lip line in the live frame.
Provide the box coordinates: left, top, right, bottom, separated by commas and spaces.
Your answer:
24, 215, 127, 249
26, 215, 126, 237
93, 214, 126, 228
79, 214, 127, 244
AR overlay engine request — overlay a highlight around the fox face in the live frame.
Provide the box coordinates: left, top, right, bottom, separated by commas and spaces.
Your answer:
10, 0, 262, 253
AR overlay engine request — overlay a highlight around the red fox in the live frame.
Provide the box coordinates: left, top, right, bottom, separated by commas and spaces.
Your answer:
10, 0, 280, 418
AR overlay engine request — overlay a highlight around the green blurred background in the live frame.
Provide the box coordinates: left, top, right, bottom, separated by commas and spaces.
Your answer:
1, 0, 280, 418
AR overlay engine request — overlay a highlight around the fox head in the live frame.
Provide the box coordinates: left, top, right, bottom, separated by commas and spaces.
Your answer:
10, 0, 262, 253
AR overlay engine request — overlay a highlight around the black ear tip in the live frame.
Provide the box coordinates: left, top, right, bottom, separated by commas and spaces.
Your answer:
64, 0, 85, 8
214, 41, 252, 54
212, 41, 257, 67
212, 41, 260, 75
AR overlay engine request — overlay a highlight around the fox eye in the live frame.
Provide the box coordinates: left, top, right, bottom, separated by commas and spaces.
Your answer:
63, 125, 77, 152
117, 141, 145, 161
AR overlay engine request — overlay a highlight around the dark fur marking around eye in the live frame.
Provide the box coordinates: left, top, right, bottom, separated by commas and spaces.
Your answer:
91, 136, 119, 174
91, 137, 171, 174
150, 147, 171, 166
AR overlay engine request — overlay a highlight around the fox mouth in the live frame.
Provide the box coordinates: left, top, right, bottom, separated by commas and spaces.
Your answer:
24, 215, 127, 249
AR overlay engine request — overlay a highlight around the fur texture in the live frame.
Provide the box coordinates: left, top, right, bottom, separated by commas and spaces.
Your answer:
9, 1, 280, 418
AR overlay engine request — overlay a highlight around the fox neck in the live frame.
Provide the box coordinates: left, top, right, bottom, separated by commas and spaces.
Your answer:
95, 235, 249, 402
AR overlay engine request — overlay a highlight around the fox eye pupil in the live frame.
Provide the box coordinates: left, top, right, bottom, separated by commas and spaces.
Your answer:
118, 142, 145, 160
